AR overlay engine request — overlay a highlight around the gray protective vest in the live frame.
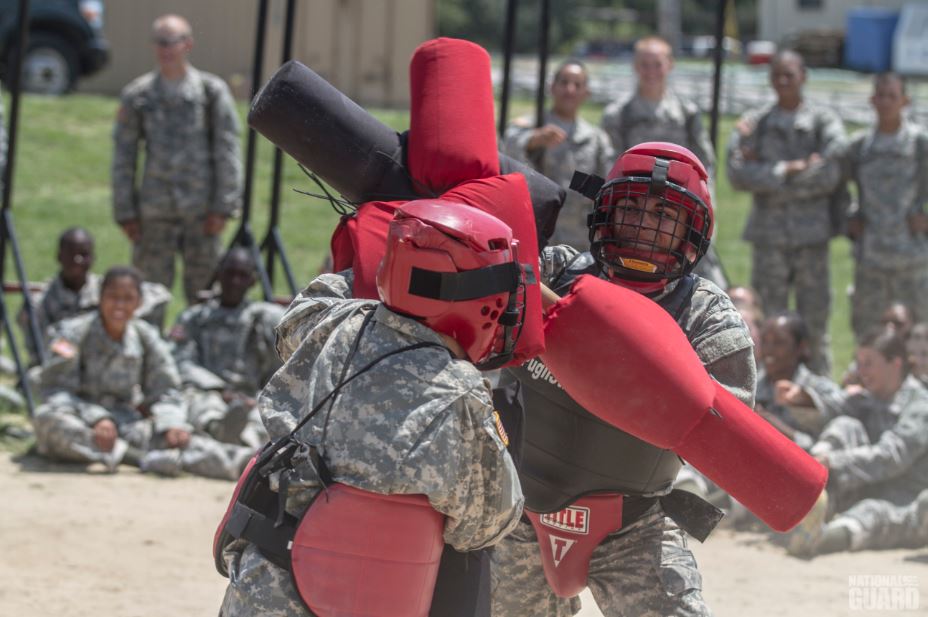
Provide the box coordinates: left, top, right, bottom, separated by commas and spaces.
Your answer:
505, 253, 695, 513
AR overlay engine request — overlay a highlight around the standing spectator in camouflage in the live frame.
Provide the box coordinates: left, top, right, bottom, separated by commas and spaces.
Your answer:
754, 311, 844, 451
17, 227, 171, 365
843, 73, 928, 341
502, 59, 613, 248
727, 50, 846, 376
169, 248, 283, 447
601, 36, 715, 175
219, 203, 523, 615
112, 14, 242, 304
31, 266, 251, 480
491, 144, 755, 617
601, 36, 726, 288
788, 329, 928, 556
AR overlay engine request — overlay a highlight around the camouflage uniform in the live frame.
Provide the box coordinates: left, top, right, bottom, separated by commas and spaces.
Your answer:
727, 103, 846, 375
112, 67, 242, 303
808, 375, 928, 551
601, 91, 715, 176
220, 273, 523, 616
600, 91, 726, 289
31, 312, 251, 480
754, 363, 844, 451
843, 122, 928, 340
491, 245, 756, 617
813, 375, 928, 509
17, 272, 172, 365
502, 111, 613, 249
169, 298, 284, 445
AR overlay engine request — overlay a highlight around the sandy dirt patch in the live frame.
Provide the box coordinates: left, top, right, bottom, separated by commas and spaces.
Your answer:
2, 452, 926, 617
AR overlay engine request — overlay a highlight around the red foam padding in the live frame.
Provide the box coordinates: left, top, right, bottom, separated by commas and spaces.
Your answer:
675, 383, 828, 532
408, 38, 499, 195
541, 275, 714, 446
330, 201, 401, 299
291, 485, 445, 617
542, 275, 828, 531
442, 174, 544, 365
212, 454, 258, 576
330, 175, 544, 365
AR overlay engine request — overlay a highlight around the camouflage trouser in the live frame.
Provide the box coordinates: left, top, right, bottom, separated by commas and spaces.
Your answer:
220, 542, 317, 617
133, 214, 222, 304
32, 407, 152, 463
33, 406, 251, 481
751, 242, 831, 376
851, 262, 928, 342
814, 416, 922, 513
491, 506, 710, 617
828, 489, 928, 551
185, 389, 268, 449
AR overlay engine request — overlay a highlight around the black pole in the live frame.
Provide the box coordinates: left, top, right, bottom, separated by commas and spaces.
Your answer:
262, 0, 298, 295
0, 0, 38, 414
230, 0, 273, 300
534, 0, 550, 129
497, 0, 518, 137
240, 0, 269, 226
709, 0, 727, 152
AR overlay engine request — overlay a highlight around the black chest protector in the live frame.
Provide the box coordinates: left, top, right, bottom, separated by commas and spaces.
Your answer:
503, 252, 696, 513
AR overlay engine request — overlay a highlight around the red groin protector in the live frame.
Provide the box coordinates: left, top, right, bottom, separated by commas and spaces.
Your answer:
541, 275, 827, 532
408, 38, 499, 195
525, 494, 624, 598
291, 484, 445, 617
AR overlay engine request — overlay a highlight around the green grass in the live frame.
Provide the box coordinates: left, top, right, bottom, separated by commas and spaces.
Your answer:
1, 93, 856, 385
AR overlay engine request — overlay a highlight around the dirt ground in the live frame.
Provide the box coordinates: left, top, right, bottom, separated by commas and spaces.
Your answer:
3, 452, 927, 617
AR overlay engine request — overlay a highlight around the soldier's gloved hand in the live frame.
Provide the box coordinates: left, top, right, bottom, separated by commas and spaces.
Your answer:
527, 124, 567, 150
203, 213, 228, 236
120, 219, 142, 243
93, 419, 118, 452
163, 427, 191, 449
846, 216, 864, 241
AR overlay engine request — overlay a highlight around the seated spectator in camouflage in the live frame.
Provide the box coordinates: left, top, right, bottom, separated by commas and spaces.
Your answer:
31, 266, 251, 479
841, 303, 915, 388
18, 227, 171, 364
502, 59, 613, 248
844, 73, 928, 342
787, 329, 928, 557
754, 311, 843, 451
169, 247, 284, 448
908, 323, 928, 386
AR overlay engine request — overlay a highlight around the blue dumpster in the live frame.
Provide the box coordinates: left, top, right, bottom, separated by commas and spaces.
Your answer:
845, 7, 899, 73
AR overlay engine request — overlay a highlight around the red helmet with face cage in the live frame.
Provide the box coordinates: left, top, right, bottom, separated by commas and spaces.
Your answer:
376, 200, 528, 369
588, 142, 713, 292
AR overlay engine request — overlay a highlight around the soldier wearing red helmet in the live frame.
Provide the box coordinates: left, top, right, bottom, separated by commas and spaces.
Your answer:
491, 143, 756, 617
218, 200, 525, 617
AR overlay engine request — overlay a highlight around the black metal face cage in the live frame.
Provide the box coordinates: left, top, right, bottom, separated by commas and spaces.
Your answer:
475, 252, 533, 371
587, 175, 711, 283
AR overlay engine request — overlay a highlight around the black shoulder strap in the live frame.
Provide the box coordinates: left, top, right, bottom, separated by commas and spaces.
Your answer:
658, 274, 697, 322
